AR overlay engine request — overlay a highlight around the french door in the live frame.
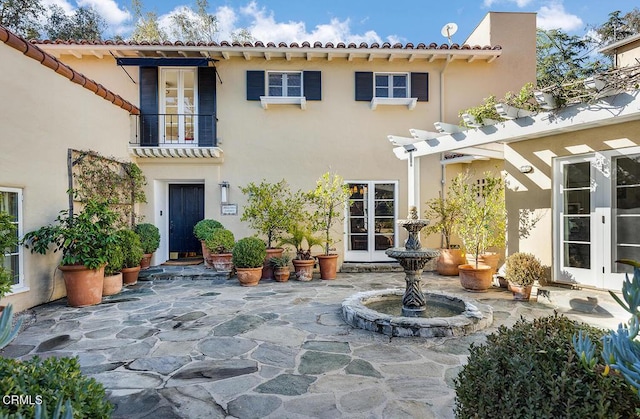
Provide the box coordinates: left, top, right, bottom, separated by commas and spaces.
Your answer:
555, 148, 640, 290
160, 68, 197, 144
345, 181, 397, 262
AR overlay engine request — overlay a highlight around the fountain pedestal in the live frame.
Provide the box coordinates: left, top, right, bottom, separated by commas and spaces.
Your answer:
385, 207, 439, 317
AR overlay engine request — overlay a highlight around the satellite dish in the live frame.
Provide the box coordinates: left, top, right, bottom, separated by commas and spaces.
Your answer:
440, 22, 458, 45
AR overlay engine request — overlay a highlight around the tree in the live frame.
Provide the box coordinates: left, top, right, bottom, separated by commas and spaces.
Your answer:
44, 5, 106, 41
0, 0, 42, 38
169, 0, 218, 42
536, 29, 604, 88
231, 28, 255, 43
593, 9, 640, 46
130, 0, 167, 43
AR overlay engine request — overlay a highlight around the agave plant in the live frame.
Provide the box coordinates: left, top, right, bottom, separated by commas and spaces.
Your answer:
0, 304, 22, 349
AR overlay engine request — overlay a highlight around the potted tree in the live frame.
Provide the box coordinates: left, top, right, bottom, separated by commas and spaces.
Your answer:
193, 219, 223, 268
117, 229, 144, 286
240, 179, 302, 280
279, 223, 322, 281
0, 211, 17, 303
103, 236, 124, 296
204, 227, 235, 273
23, 200, 118, 307
232, 237, 267, 287
134, 223, 160, 269
269, 255, 292, 282
450, 171, 506, 292
308, 172, 351, 280
505, 252, 545, 301
424, 192, 466, 276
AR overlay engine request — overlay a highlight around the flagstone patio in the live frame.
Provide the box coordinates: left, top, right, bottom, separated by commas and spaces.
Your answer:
1, 267, 629, 418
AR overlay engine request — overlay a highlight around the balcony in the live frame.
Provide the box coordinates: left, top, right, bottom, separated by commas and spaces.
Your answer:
129, 114, 222, 159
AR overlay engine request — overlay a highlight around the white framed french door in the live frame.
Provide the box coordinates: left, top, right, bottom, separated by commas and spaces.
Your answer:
159, 68, 197, 144
554, 147, 640, 290
344, 181, 398, 262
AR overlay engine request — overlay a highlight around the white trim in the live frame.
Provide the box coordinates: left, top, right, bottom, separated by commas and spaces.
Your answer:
0, 187, 24, 294
159, 67, 198, 144
129, 147, 223, 159
374, 72, 410, 99
371, 97, 417, 110
265, 70, 303, 97
260, 96, 307, 109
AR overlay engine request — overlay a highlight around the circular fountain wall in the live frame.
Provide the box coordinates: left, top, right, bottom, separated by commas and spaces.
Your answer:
342, 289, 493, 338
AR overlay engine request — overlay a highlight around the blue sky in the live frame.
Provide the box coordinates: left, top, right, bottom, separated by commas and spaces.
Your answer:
43, 0, 636, 43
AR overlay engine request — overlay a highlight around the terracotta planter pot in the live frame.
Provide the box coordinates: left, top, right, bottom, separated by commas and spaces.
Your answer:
236, 267, 263, 287
121, 266, 141, 286
478, 252, 500, 275
317, 254, 339, 280
292, 259, 315, 282
103, 272, 123, 296
207, 253, 233, 273
436, 248, 466, 276
140, 253, 153, 270
458, 264, 493, 293
262, 248, 284, 280
58, 264, 105, 307
201, 241, 213, 268
273, 266, 291, 282
508, 282, 533, 301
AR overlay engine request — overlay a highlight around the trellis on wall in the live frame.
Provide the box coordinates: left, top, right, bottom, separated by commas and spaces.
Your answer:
67, 149, 147, 228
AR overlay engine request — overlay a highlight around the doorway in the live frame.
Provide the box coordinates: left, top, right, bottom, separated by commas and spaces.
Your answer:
169, 184, 204, 258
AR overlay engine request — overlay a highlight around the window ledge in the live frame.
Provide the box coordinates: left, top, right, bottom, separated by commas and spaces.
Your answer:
371, 97, 417, 110
260, 96, 307, 110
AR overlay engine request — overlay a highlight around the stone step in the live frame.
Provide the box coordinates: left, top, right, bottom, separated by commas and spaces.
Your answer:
340, 262, 404, 273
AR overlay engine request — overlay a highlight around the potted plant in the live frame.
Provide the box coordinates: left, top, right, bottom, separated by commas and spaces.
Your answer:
232, 237, 267, 287
240, 179, 303, 279
424, 192, 466, 276
269, 255, 292, 282
450, 171, 506, 292
279, 223, 322, 281
308, 172, 351, 280
23, 200, 118, 307
134, 223, 160, 269
505, 252, 544, 301
117, 229, 144, 286
0, 211, 17, 303
103, 236, 124, 296
193, 219, 223, 268
204, 227, 235, 273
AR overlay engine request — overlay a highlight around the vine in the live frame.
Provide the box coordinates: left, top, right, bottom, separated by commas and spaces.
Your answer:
69, 149, 146, 228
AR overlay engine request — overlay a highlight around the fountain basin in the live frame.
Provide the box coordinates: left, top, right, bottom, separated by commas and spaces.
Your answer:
342, 289, 493, 338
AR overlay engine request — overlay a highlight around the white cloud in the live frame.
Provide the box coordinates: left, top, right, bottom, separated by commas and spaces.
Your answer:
41, 0, 75, 14
537, 2, 583, 31
483, 0, 534, 7
77, 0, 131, 26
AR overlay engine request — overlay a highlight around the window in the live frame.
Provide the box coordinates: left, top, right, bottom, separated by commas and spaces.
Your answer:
267, 71, 303, 97
0, 188, 23, 292
375, 73, 408, 98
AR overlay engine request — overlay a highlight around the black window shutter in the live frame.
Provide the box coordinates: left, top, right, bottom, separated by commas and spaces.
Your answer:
355, 72, 373, 101
246, 70, 265, 100
198, 67, 216, 147
303, 71, 321, 100
411, 72, 429, 102
139, 67, 159, 146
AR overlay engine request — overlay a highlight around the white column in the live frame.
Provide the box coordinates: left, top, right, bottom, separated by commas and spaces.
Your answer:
407, 152, 421, 215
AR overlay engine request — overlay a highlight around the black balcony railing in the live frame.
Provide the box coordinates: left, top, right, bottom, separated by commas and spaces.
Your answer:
130, 114, 217, 147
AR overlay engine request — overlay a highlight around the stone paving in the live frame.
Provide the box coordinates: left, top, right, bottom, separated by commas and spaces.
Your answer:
1, 266, 630, 419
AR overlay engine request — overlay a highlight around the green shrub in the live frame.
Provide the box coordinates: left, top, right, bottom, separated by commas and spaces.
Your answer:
193, 219, 223, 241
116, 229, 144, 268
134, 223, 160, 254
454, 314, 640, 418
104, 238, 124, 276
204, 228, 235, 254
505, 252, 545, 286
0, 211, 16, 299
232, 237, 266, 268
0, 356, 113, 418
269, 255, 291, 268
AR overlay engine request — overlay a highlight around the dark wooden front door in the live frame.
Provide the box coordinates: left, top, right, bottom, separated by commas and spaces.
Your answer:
169, 184, 204, 256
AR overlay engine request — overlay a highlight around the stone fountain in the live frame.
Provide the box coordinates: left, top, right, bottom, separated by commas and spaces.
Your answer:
342, 206, 493, 337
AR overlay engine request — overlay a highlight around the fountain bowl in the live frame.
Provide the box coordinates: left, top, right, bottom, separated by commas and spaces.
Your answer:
342, 289, 493, 338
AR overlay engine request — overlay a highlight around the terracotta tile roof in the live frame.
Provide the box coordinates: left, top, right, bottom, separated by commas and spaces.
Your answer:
33, 38, 501, 51
0, 26, 139, 115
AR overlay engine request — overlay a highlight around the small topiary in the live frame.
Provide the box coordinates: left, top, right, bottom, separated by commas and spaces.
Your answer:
193, 219, 224, 241
204, 228, 235, 254
505, 252, 545, 286
104, 239, 124, 276
0, 356, 113, 418
117, 229, 144, 268
134, 223, 160, 254
454, 314, 640, 418
232, 237, 266, 268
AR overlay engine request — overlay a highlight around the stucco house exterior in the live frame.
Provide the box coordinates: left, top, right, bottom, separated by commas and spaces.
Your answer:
0, 12, 536, 311
393, 33, 640, 292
